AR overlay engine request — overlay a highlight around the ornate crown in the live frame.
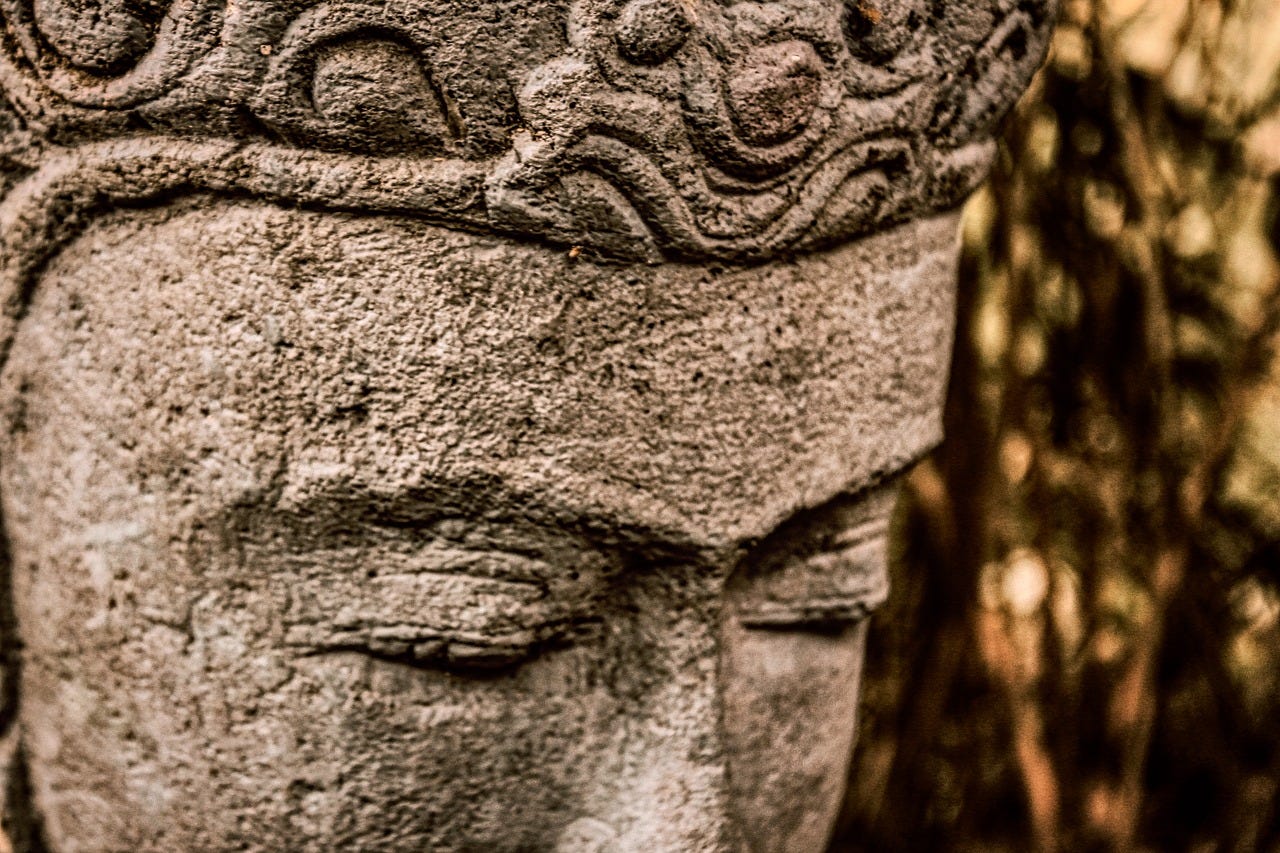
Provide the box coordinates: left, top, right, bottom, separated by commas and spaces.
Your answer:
0, 0, 1053, 285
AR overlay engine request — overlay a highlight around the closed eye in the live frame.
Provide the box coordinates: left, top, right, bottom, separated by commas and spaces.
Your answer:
726, 485, 898, 633
292, 623, 590, 676
276, 540, 608, 675
733, 523, 890, 631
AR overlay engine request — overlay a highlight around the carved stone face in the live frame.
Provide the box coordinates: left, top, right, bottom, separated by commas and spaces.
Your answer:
0, 202, 960, 851
0, 0, 1054, 849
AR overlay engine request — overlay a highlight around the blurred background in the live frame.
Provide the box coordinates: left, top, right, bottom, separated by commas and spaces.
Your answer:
832, 0, 1280, 850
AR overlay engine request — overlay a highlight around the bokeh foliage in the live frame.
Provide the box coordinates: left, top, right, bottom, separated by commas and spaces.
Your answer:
835, 0, 1280, 850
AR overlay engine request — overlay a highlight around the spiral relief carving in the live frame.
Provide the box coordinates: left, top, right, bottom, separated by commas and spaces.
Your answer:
0, 0, 1056, 302
253, 2, 472, 156
0, 0, 222, 107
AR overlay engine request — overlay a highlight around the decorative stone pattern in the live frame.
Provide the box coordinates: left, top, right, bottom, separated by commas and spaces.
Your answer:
0, 1, 1054, 270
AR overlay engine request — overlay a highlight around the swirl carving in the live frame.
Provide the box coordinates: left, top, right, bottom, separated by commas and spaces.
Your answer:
0, 0, 223, 107
253, 2, 471, 156
0, 0, 1056, 301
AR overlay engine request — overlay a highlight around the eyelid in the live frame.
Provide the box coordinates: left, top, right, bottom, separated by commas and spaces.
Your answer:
733, 518, 890, 630
280, 543, 603, 671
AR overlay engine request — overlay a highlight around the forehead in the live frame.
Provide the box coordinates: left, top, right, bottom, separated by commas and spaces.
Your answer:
1, 201, 958, 546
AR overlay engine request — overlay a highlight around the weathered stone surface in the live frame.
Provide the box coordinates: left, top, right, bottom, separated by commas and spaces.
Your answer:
0, 1, 1054, 850
0, 0, 1054, 272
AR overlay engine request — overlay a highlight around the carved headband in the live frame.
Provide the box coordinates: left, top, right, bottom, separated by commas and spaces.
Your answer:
0, 0, 1054, 357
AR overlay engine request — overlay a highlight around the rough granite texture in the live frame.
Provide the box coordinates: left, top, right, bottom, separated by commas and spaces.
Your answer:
0, 1, 1054, 850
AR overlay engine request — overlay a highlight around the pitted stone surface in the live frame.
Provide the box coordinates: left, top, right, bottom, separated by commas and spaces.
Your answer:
0, 2, 1055, 850
1, 204, 958, 851
0, 0, 1053, 272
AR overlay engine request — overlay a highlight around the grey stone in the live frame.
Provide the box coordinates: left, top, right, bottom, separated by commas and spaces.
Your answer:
0, 1, 1054, 850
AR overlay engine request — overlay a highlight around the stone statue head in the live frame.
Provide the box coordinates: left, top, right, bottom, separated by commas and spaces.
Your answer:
0, 0, 1053, 849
